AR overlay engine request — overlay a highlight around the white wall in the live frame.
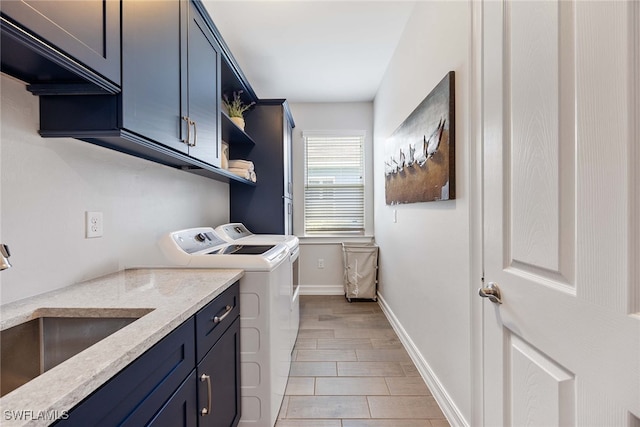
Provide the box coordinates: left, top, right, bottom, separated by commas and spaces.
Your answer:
288, 102, 374, 294
0, 74, 230, 305
373, 2, 473, 425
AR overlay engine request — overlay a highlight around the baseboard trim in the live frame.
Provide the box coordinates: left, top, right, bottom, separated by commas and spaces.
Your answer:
377, 293, 469, 427
300, 284, 344, 295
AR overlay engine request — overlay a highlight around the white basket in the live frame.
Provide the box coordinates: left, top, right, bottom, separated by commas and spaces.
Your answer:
341, 243, 379, 302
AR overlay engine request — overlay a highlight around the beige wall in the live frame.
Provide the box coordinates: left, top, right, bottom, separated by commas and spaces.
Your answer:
373, 2, 473, 424
0, 74, 230, 304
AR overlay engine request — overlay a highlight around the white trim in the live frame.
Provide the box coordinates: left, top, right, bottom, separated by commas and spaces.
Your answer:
631, 0, 640, 315
377, 292, 469, 427
299, 236, 375, 245
470, 0, 485, 426
302, 129, 367, 138
299, 284, 344, 295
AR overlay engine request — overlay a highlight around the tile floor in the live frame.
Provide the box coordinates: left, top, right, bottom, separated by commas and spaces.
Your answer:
276, 295, 450, 427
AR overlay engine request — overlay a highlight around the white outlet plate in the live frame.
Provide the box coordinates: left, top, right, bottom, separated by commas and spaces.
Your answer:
85, 211, 103, 238
317, 259, 325, 269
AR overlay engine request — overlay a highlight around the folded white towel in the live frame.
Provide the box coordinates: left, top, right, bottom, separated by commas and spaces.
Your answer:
228, 159, 254, 172
228, 167, 251, 180
249, 170, 257, 182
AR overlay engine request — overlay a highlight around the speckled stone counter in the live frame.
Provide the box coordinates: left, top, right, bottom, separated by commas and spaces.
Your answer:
0, 268, 244, 427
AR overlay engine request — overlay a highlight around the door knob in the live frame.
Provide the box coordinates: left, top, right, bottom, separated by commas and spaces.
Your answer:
479, 282, 502, 304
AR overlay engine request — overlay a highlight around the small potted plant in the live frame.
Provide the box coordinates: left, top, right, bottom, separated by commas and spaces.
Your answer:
222, 90, 255, 131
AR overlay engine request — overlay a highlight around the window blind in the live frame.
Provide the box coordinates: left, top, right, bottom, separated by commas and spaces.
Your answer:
304, 133, 365, 234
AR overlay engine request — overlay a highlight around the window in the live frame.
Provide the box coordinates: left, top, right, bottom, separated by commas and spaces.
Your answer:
303, 131, 365, 234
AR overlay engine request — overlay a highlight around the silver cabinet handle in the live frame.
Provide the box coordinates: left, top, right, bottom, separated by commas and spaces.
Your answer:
190, 119, 197, 147
212, 305, 232, 324
478, 282, 503, 304
200, 373, 211, 416
182, 116, 190, 145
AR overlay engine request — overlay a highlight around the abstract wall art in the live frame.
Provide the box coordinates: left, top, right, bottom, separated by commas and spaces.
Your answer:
384, 71, 455, 204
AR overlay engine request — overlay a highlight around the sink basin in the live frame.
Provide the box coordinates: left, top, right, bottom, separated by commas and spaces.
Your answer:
0, 308, 152, 397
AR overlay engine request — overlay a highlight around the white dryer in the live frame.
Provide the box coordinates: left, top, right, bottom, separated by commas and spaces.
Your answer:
159, 227, 291, 427
214, 222, 298, 253
214, 223, 300, 353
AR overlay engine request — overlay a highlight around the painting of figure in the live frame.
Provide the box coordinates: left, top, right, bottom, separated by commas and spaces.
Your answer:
384, 71, 455, 204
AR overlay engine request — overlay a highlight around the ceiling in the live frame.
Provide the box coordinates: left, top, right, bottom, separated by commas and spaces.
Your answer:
202, 1, 416, 103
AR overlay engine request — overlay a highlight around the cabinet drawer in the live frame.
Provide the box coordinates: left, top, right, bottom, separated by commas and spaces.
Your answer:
195, 282, 240, 361
57, 318, 195, 426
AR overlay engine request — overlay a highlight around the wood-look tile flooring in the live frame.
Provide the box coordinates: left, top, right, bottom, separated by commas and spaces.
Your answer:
276, 295, 450, 427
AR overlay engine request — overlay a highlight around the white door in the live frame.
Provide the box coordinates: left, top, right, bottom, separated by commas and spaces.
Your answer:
481, 1, 639, 426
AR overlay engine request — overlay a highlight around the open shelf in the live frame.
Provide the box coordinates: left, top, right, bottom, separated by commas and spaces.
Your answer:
221, 111, 257, 147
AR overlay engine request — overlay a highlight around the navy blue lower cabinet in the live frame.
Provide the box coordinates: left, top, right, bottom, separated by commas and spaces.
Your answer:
55, 281, 241, 427
195, 281, 240, 361
55, 318, 196, 426
147, 372, 199, 427
197, 317, 241, 427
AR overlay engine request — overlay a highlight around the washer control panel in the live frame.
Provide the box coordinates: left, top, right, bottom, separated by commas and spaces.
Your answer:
171, 227, 227, 254
217, 223, 253, 240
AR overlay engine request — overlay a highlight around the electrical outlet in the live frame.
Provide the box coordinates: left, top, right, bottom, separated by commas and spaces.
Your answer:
317, 258, 325, 269
85, 211, 103, 238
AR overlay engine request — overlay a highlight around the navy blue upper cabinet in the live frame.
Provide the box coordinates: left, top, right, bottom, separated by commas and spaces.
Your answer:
122, 0, 221, 166
184, 1, 222, 167
0, 0, 120, 93
37, 0, 235, 180
120, 0, 184, 152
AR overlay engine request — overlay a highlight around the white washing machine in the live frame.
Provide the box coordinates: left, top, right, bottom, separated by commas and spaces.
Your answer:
214, 223, 300, 353
159, 227, 291, 427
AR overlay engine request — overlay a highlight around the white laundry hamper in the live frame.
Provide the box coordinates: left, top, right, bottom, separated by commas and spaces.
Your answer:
341, 243, 379, 302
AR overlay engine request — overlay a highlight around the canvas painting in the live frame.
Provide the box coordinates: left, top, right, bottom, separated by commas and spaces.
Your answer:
384, 71, 455, 204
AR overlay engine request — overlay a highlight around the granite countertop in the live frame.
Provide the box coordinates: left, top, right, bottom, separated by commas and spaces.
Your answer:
0, 268, 244, 427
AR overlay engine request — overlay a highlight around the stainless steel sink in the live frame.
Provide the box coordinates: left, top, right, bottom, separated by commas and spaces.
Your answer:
0, 309, 152, 397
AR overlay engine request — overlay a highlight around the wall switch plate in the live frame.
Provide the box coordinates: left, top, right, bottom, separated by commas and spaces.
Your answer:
317, 259, 325, 269
85, 211, 103, 238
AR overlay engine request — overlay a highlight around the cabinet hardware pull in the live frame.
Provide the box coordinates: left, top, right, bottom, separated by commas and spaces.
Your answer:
182, 116, 190, 145
212, 305, 233, 324
200, 374, 212, 416
191, 120, 197, 147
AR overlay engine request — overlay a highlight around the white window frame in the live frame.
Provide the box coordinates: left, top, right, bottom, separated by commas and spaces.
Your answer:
303, 130, 366, 235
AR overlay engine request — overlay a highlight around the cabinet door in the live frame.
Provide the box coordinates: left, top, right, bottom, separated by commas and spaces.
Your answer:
1, 0, 120, 86
186, 1, 221, 167
121, 0, 187, 154
197, 317, 241, 427
147, 372, 198, 427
